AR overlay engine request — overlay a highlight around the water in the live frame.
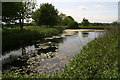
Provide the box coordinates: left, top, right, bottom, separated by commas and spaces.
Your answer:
2, 29, 106, 75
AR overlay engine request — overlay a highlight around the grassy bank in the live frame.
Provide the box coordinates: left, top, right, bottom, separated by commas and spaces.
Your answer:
3, 26, 62, 53
59, 28, 119, 79
2, 27, 119, 79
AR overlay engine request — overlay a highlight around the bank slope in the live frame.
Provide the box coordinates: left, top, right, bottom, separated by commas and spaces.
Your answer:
59, 29, 119, 79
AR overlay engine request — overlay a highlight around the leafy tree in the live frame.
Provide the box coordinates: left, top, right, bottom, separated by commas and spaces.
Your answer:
59, 13, 66, 20
112, 21, 118, 26
64, 16, 79, 28
64, 16, 75, 26
81, 18, 90, 26
2, 0, 36, 30
2, 2, 21, 27
58, 13, 66, 25
17, 0, 36, 30
32, 9, 40, 25
70, 21, 79, 29
32, 3, 58, 26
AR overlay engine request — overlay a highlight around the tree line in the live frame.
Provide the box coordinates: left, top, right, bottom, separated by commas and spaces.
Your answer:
2, 2, 117, 30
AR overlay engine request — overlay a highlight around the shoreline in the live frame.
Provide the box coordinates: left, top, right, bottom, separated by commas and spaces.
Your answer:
65, 29, 107, 32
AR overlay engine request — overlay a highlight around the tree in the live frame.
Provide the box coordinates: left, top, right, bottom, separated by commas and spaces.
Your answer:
70, 21, 79, 29
17, 0, 36, 30
57, 13, 67, 25
2, 2, 21, 27
32, 9, 40, 25
2, 0, 36, 30
64, 16, 74, 26
112, 21, 118, 26
32, 3, 58, 26
81, 18, 90, 26
64, 16, 78, 28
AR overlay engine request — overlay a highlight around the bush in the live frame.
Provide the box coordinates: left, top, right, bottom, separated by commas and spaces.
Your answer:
69, 22, 79, 29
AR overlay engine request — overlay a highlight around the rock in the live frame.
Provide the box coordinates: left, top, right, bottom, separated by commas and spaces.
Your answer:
55, 46, 58, 48
26, 70, 31, 75
47, 55, 51, 59
55, 49, 58, 52
41, 59, 44, 61
43, 54, 46, 57
48, 42, 52, 44
11, 67, 17, 70
53, 36, 61, 39
61, 35, 65, 37
46, 53, 49, 55
45, 37, 53, 40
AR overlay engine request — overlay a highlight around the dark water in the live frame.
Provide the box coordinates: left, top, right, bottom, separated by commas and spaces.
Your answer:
1, 30, 106, 75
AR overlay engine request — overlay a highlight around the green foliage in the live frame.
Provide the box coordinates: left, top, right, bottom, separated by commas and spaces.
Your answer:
111, 21, 118, 26
32, 3, 58, 26
60, 29, 119, 79
69, 21, 79, 29
2, 2, 22, 26
3, 28, 119, 79
2, 1, 36, 30
32, 9, 41, 25
57, 13, 67, 26
17, 0, 36, 30
64, 16, 74, 26
81, 18, 90, 26
79, 22, 112, 28
57, 13, 79, 29
60, 16, 78, 29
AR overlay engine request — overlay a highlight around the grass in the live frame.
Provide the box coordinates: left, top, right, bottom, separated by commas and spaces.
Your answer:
2, 26, 119, 79
59, 28, 119, 79
2, 26, 62, 53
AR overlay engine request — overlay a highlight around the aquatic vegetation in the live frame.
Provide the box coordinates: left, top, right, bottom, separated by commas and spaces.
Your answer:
2, 27, 119, 79
2, 26, 62, 52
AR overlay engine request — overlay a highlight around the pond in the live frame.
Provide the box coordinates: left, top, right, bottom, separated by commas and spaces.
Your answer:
1, 29, 106, 75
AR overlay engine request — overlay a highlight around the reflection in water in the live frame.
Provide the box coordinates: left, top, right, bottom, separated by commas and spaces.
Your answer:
2, 30, 106, 75
22, 47, 26, 55
81, 31, 89, 37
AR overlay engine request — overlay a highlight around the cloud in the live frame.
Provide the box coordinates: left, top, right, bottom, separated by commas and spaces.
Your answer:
36, 1, 117, 23
78, 6, 87, 11
75, 16, 117, 23
58, 6, 117, 23
36, 0, 118, 3
95, 5, 107, 10
1, 0, 24, 2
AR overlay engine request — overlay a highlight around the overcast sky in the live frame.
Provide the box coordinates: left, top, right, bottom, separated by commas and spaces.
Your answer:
36, 0, 118, 23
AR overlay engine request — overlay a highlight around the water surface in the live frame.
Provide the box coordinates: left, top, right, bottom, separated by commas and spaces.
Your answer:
2, 29, 106, 75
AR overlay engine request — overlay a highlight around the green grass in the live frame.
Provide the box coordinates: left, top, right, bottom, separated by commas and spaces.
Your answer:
2, 26, 62, 52
2, 26, 119, 79
59, 29, 119, 79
